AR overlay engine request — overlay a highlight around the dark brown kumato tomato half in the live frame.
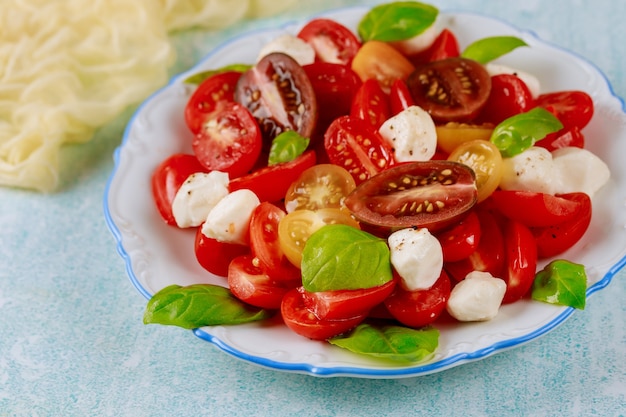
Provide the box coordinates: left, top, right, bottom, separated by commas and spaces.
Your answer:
406, 57, 491, 123
235, 52, 318, 145
344, 161, 478, 233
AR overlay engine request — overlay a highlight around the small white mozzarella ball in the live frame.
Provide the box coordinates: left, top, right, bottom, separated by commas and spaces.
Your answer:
390, 23, 440, 56
552, 147, 611, 198
257, 34, 315, 66
485, 63, 541, 98
378, 105, 437, 162
388, 227, 443, 291
201, 189, 260, 245
446, 271, 507, 322
499, 146, 561, 194
172, 171, 230, 228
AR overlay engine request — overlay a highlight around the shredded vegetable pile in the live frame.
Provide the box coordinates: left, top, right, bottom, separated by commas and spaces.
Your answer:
0, 0, 295, 192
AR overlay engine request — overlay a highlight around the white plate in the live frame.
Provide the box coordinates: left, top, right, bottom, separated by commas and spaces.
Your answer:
104, 6, 626, 378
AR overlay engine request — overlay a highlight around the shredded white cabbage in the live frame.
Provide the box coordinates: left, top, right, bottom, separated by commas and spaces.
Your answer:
0, 0, 295, 191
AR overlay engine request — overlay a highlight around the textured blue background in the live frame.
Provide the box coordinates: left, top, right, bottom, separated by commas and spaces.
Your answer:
1, 1, 625, 416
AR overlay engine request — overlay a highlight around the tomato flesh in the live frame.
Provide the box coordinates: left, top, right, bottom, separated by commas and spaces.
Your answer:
501, 219, 538, 304
284, 164, 356, 212
297, 18, 361, 66
535, 90, 594, 131
475, 73, 535, 125
488, 190, 582, 228
351, 40, 415, 92
350, 78, 391, 129
435, 210, 481, 262
344, 160, 478, 232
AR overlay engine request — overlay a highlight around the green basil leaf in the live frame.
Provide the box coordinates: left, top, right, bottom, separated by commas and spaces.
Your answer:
329, 322, 439, 363
532, 260, 587, 310
183, 64, 251, 85
490, 107, 563, 158
143, 284, 273, 329
268, 131, 310, 165
358, 1, 438, 42
461, 36, 528, 64
301, 224, 393, 292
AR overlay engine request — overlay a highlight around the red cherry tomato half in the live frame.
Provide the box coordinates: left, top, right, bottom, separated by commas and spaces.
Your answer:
281, 287, 367, 340
501, 219, 537, 304
535, 90, 594, 131
530, 192, 592, 259
536, 125, 585, 152
409, 28, 460, 65
384, 270, 452, 328
191, 101, 262, 178
229, 150, 317, 203
297, 18, 361, 66
488, 190, 583, 228
350, 78, 391, 129
184, 70, 241, 135
389, 78, 416, 116
324, 115, 395, 184
435, 210, 481, 262
475, 74, 535, 125
228, 255, 298, 309
300, 279, 397, 320
248, 202, 301, 282
406, 57, 492, 122
344, 160, 478, 232
151, 153, 208, 226
235, 52, 318, 145
194, 227, 250, 277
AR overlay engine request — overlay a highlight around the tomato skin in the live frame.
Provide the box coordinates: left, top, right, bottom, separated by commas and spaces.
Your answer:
389, 78, 416, 115
447, 139, 503, 203
185, 71, 241, 135
408, 28, 460, 64
281, 287, 367, 340
501, 219, 537, 304
406, 57, 491, 122
384, 270, 452, 328
536, 125, 585, 152
344, 160, 478, 233
435, 210, 481, 262
151, 153, 208, 226
535, 90, 594, 131
323, 115, 395, 184
350, 78, 391, 129
284, 164, 356, 213
475, 74, 535, 125
194, 227, 250, 277
229, 150, 317, 203
488, 190, 582, 228
297, 18, 361, 66
351, 40, 415, 92
191, 101, 262, 178
530, 192, 592, 259
228, 255, 298, 309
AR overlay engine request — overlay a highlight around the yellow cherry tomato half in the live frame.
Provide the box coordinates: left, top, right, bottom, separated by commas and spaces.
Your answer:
284, 164, 356, 213
278, 207, 361, 267
435, 122, 495, 155
447, 139, 503, 202
351, 40, 415, 92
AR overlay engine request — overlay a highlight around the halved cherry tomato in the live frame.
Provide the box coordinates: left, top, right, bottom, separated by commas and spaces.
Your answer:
389, 78, 416, 115
435, 210, 481, 262
530, 192, 592, 259
194, 227, 250, 277
351, 40, 415, 92
344, 160, 477, 232
184, 71, 241, 135
488, 190, 582, 228
297, 18, 361, 66
301, 279, 397, 320
284, 164, 356, 212
281, 287, 367, 340
191, 101, 262, 178
350, 78, 391, 129
249, 202, 301, 282
444, 208, 505, 282
435, 122, 494, 155
384, 270, 452, 328
536, 125, 585, 151
409, 28, 460, 64
535, 90, 594, 130
278, 208, 361, 267
501, 219, 537, 304
447, 139, 503, 203
475, 74, 534, 125
228, 255, 299, 309
406, 57, 491, 122
235, 52, 318, 145
324, 115, 395, 184
229, 150, 317, 203
151, 153, 208, 226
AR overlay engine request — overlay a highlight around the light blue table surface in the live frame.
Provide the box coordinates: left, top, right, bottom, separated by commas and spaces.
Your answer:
1, 1, 625, 416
